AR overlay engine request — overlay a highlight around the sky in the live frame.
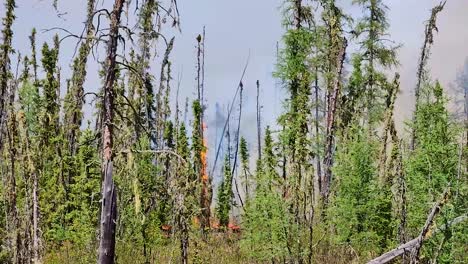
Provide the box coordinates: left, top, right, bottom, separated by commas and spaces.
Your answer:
3, 0, 468, 161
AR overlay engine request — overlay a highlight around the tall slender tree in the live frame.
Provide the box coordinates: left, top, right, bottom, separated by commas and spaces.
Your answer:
98, 0, 125, 263
0, 0, 16, 150
352, 0, 399, 126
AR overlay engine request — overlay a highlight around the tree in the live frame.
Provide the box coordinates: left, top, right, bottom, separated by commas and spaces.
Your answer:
320, 0, 348, 200
351, 0, 399, 126
240, 137, 250, 200
330, 124, 394, 255
98, 0, 125, 263
0, 0, 16, 150
216, 154, 233, 228
275, 1, 315, 259
406, 81, 466, 263
241, 127, 289, 262
411, 1, 446, 150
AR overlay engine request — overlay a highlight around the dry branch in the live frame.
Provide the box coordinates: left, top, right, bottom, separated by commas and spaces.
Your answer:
367, 188, 463, 264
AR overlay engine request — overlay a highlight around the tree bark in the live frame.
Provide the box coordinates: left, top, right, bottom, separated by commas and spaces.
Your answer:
322, 38, 347, 199
98, 0, 125, 263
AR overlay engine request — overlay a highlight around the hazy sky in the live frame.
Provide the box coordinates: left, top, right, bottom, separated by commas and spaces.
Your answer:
3, 0, 468, 151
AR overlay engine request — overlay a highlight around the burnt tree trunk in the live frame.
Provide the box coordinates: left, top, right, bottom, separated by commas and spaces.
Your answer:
98, 0, 125, 263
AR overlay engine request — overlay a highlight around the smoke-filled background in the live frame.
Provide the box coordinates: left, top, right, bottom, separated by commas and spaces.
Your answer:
5, 0, 468, 182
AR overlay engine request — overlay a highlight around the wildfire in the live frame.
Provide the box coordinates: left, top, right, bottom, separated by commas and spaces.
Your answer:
201, 122, 208, 182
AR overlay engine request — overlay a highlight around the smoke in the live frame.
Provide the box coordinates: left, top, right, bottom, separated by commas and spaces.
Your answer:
389, 0, 468, 131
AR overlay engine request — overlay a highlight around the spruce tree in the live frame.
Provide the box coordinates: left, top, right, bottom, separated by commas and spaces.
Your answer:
351, 0, 399, 126
275, 0, 315, 259
241, 126, 289, 262
216, 154, 233, 228
406, 81, 465, 263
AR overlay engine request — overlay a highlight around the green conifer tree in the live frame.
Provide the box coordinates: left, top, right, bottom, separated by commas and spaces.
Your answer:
241, 126, 289, 262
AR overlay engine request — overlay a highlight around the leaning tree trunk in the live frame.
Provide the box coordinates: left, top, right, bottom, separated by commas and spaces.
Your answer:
322, 38, 347, 199
98, 0, 125, 263
367, 188, 459, 264
410, 1, 445, 150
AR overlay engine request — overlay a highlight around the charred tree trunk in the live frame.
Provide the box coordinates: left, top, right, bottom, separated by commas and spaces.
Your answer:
196, 32, 211, 233
231, 83, 244, 208
98, 0, 125, 263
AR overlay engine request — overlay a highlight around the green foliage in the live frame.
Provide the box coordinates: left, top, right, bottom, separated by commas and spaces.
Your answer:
405, 81, 466, 263
216, 154, 233, 227
18, 80, 40, 133
115, 135, 165, 258
351, 0, 399, 126
65, 128, 100, 246
330, 124, 396, 255
1, 1, 467, 263
241, 127, 289, 261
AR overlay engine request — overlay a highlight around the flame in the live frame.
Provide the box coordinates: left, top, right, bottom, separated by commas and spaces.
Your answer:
201, 122, 208, 182
199, 122, 211, 229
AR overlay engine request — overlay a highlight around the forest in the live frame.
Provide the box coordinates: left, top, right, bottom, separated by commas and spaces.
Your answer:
0, 0, 466, 263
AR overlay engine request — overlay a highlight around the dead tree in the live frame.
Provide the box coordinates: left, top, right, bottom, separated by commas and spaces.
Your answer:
98, 0, 125, 263
231, 82, 244, 209
410, 1, 446, 150
256, 80, 262, 160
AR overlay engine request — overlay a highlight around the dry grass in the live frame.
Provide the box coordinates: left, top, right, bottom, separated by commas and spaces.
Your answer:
42, 232, 368, 264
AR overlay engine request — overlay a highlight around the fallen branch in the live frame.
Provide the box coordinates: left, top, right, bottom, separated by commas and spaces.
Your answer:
367, 188, 465, 264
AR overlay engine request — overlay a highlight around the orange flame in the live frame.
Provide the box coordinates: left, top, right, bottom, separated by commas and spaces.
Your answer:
196, 122, 211, 230
201, 122, 208, 182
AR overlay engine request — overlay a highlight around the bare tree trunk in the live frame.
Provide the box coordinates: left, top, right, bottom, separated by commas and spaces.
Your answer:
98, 0, 125, 263
32, 171, 39, 263
313, 67, 321, 204
231, 83, 244, 209
180, 223, 189, 264
256, 80, 262, 160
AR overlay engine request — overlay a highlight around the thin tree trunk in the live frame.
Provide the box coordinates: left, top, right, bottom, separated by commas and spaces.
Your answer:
313, 67, 321, 203
98, 0, 125, 263
231, 83, 244, 208
256, 80, 262, 160
32, 171, 39, 263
